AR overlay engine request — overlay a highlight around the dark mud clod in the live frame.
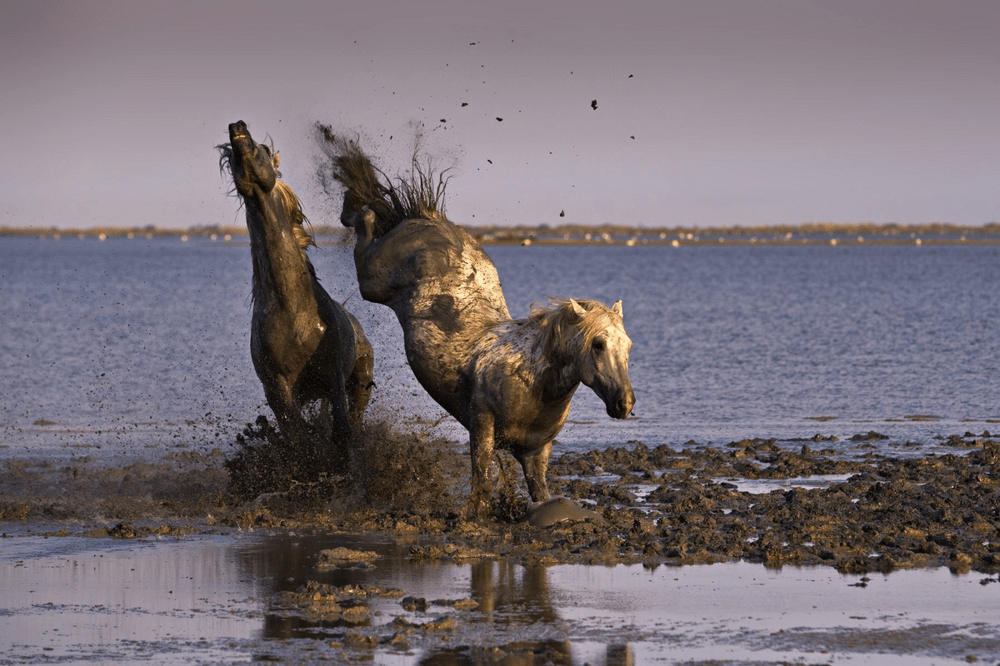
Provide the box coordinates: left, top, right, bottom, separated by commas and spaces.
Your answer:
109, 522, 140, 539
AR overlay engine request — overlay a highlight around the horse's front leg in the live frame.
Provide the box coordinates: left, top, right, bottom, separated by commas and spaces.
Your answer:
349, 210, 395, 304
515, 441, 552, 503
262, 375, 310, 465
466, 410, 497, 520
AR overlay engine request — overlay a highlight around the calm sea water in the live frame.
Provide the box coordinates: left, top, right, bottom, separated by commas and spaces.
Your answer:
2, 235, 998, 459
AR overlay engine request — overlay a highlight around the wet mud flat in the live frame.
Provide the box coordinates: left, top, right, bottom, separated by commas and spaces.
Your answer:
3, 430, 1000, 664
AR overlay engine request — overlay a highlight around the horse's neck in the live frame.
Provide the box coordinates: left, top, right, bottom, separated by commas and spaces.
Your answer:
246, 197, 315, 309
530, 328, 582, 404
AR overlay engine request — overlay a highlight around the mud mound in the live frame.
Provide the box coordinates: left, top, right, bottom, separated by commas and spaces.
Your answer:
345, 419, 464, 515
6, 427, 1000, 576
224, 415, 466, 516
0, 449, 229, 526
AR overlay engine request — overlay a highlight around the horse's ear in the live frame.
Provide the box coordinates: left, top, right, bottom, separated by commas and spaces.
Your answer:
272, 151, 281, 169
569, 298, 587, 318
612, 300, 623, 318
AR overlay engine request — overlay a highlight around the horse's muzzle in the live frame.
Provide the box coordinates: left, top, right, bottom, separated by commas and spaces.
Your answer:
229, 120, 250, 143
606, 388, 635, 420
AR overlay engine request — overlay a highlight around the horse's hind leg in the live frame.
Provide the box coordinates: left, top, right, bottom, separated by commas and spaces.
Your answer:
328, 370, 354, 439
347, 350, 374, 431
346, 317, 375, 430
515, 441, 553, 503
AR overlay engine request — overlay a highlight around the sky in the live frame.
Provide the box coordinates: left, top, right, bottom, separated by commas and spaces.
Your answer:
2, 0, 998, 230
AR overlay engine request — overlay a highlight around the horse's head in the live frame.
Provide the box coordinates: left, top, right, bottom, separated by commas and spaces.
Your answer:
536, 298, 636, 419
573, 299, 635, 419
223, 120, 279, 199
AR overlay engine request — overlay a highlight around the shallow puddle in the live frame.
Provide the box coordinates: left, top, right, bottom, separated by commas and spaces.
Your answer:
713, 473, 857, 495
2, 531, 999, 664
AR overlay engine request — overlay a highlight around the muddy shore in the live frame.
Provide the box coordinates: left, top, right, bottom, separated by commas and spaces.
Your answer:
4, 427, 1000, 664
4, 427, 999, 577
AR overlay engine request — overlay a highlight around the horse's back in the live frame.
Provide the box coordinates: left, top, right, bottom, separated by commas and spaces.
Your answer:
357, 216, 511, 422
370, 217, 508, 320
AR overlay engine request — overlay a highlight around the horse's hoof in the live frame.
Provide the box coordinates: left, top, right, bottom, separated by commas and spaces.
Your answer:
526, 497, 604, 527
460, 497, 493, 523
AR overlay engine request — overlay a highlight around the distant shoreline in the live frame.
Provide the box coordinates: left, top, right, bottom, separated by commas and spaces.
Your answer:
4, 222, 1000, 246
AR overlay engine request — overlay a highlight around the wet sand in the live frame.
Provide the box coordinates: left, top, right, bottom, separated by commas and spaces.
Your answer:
3, 428, 1000, 664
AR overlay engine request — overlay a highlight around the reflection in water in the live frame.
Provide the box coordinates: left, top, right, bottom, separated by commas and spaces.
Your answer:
239, 534, 392, 640
7, 532, 999, 664
236, 534, 631, 664
469, 560, 554, 616
0, 536, 260, 664
425, 560, 573, 665
419, 644, 632, 666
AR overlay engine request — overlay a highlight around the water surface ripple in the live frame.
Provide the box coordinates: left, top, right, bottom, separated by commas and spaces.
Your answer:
2, 236, 997, 457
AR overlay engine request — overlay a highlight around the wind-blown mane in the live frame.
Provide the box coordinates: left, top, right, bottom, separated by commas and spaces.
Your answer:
273, 180, 315, 251
529, 298, 619, 361
317, 124, 450, 239
217, 141, 315, 253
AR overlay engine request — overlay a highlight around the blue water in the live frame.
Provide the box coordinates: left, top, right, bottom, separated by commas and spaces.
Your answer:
2, 235, 998, 460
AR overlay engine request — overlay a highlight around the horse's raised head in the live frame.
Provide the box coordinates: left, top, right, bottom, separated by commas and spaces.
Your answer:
535, 298, 636, 419
219, 121, 313, 251
221, 120, 280, 199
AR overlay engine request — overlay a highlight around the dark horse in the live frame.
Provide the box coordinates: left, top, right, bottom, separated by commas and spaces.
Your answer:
320, 127, 635, 519
219, 121, 374, 467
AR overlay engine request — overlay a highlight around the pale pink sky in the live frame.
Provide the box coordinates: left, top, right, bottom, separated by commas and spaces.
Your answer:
2, 0, 998, 229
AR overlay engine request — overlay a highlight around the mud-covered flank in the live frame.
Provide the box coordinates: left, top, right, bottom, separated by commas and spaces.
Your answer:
4, 426, 1000, 576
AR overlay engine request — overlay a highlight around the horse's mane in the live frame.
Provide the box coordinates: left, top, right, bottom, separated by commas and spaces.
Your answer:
529, 298, 619, 359
217, 142, 315, 252
272, 179, 315, 251
317, 123, 450, 239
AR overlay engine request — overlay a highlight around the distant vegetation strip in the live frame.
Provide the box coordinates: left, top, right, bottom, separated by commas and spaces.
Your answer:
4, 222, 1000, 246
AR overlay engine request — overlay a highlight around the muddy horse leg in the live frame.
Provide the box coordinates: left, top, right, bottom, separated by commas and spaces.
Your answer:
345, 314, 374, 432
327, 367, 354, 440
515, 441, 553, 503
346, 349, 374, 432
466, 411, 497, 520
261, 376, 311, 466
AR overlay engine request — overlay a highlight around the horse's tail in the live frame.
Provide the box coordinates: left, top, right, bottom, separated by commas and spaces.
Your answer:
317, 123, 450, 239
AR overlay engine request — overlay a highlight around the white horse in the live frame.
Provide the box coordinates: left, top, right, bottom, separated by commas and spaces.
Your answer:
464, 297, 635, 515
321, 129, 634, 518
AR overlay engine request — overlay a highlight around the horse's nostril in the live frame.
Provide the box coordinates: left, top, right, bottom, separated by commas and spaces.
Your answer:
616, 391, 635, 417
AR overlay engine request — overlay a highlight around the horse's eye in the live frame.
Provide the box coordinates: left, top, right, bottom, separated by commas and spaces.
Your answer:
592, 339, 606, 352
